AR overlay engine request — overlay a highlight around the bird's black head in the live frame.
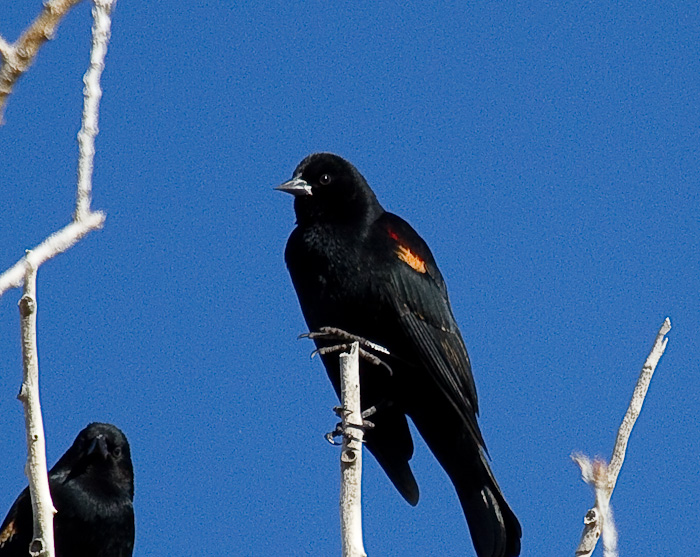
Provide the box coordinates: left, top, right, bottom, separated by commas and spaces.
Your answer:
55, 423, 134, 500
276, 153, 383, 226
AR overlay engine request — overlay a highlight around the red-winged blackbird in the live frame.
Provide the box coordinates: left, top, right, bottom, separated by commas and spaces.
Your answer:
278, 153, 521, 557
0, 423, 135, 557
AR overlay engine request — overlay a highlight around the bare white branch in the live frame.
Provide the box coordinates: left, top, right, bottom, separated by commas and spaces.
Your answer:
75, 0, 115, 221
607, 318, 671, 485
1, 2, 118, 555
0, 0, 84, 123
17, 259, 57, 557
573, 318, 671, 557
339, 342, 367, 557
0, 0, 117, 298
0, 213, 105, 297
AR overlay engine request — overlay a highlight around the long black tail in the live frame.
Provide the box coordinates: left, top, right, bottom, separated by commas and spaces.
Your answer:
454, 451, 521, 557
412, 408, 522, 557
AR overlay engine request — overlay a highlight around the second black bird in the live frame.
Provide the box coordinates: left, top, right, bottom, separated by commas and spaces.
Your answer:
278, 153, 521, 557
0, 422, 135, 557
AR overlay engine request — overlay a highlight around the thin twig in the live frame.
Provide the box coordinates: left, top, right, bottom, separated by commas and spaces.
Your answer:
75, 0, 115, 220
0, 0, 84, 122
0, 213, 105, 297
0, 0, 117, 298
339, 342, 367, 557
573, 317, 671, 557
607, 318, 671, 486
17, 258, 56, 557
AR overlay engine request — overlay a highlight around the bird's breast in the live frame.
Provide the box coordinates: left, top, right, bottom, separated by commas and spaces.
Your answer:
286, 224, 382, 327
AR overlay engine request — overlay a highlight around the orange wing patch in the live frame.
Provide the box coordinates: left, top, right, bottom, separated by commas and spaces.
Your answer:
387, 228, 427, 273
396, 245, 427, 273
0, 519, 17, 546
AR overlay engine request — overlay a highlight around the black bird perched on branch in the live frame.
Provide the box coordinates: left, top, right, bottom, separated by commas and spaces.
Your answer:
278, 153, 521, 557
0, 423, 135, 557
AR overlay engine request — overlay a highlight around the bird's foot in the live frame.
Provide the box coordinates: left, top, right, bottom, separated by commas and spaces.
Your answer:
325, 406, 376, 446
300, 327, 392, 374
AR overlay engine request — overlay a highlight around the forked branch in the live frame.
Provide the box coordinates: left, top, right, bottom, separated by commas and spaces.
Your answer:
573, 317, 671, 557
0, 0, 116, 297
1, 2, 118, 555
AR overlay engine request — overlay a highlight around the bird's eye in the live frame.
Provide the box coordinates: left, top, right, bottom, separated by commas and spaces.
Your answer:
319, 173, 332, 185
112, 447, 122, 458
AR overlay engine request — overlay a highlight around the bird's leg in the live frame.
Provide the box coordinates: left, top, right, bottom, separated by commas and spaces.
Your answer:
300, 326, 392, 374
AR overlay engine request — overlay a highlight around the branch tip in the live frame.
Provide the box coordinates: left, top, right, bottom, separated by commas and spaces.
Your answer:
573, 319, 671, 556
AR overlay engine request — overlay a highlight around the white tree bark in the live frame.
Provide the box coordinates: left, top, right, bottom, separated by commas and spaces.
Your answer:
573, 317, 671, 557
0, 2, 117, 555
0, 216, 105, 297
17, 260, 56, 557
339, 342, 367, 557
76, 0, 115, 221
0, 0, 116, 297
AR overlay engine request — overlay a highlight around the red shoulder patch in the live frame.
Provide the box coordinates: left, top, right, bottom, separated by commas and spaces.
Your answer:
387, 228, 427, 273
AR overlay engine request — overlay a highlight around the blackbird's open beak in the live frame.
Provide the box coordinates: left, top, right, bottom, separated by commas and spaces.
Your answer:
275, 177, 312, 196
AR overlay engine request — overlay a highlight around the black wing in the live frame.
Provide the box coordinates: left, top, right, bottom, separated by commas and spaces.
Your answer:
375, 212, 485, 450
0, 488, 32, 556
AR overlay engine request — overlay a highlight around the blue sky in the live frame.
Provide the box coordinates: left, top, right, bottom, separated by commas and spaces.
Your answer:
1, 2, 698, 555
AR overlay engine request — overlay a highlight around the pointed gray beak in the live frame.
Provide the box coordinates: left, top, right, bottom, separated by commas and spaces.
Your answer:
87, 435, 109, 459
275, 177, 313, 196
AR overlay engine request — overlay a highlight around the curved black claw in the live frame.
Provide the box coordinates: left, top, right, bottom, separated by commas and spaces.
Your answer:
300, 327, 393, 374
325, 425, 344, 446
325, 406, 375, 446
